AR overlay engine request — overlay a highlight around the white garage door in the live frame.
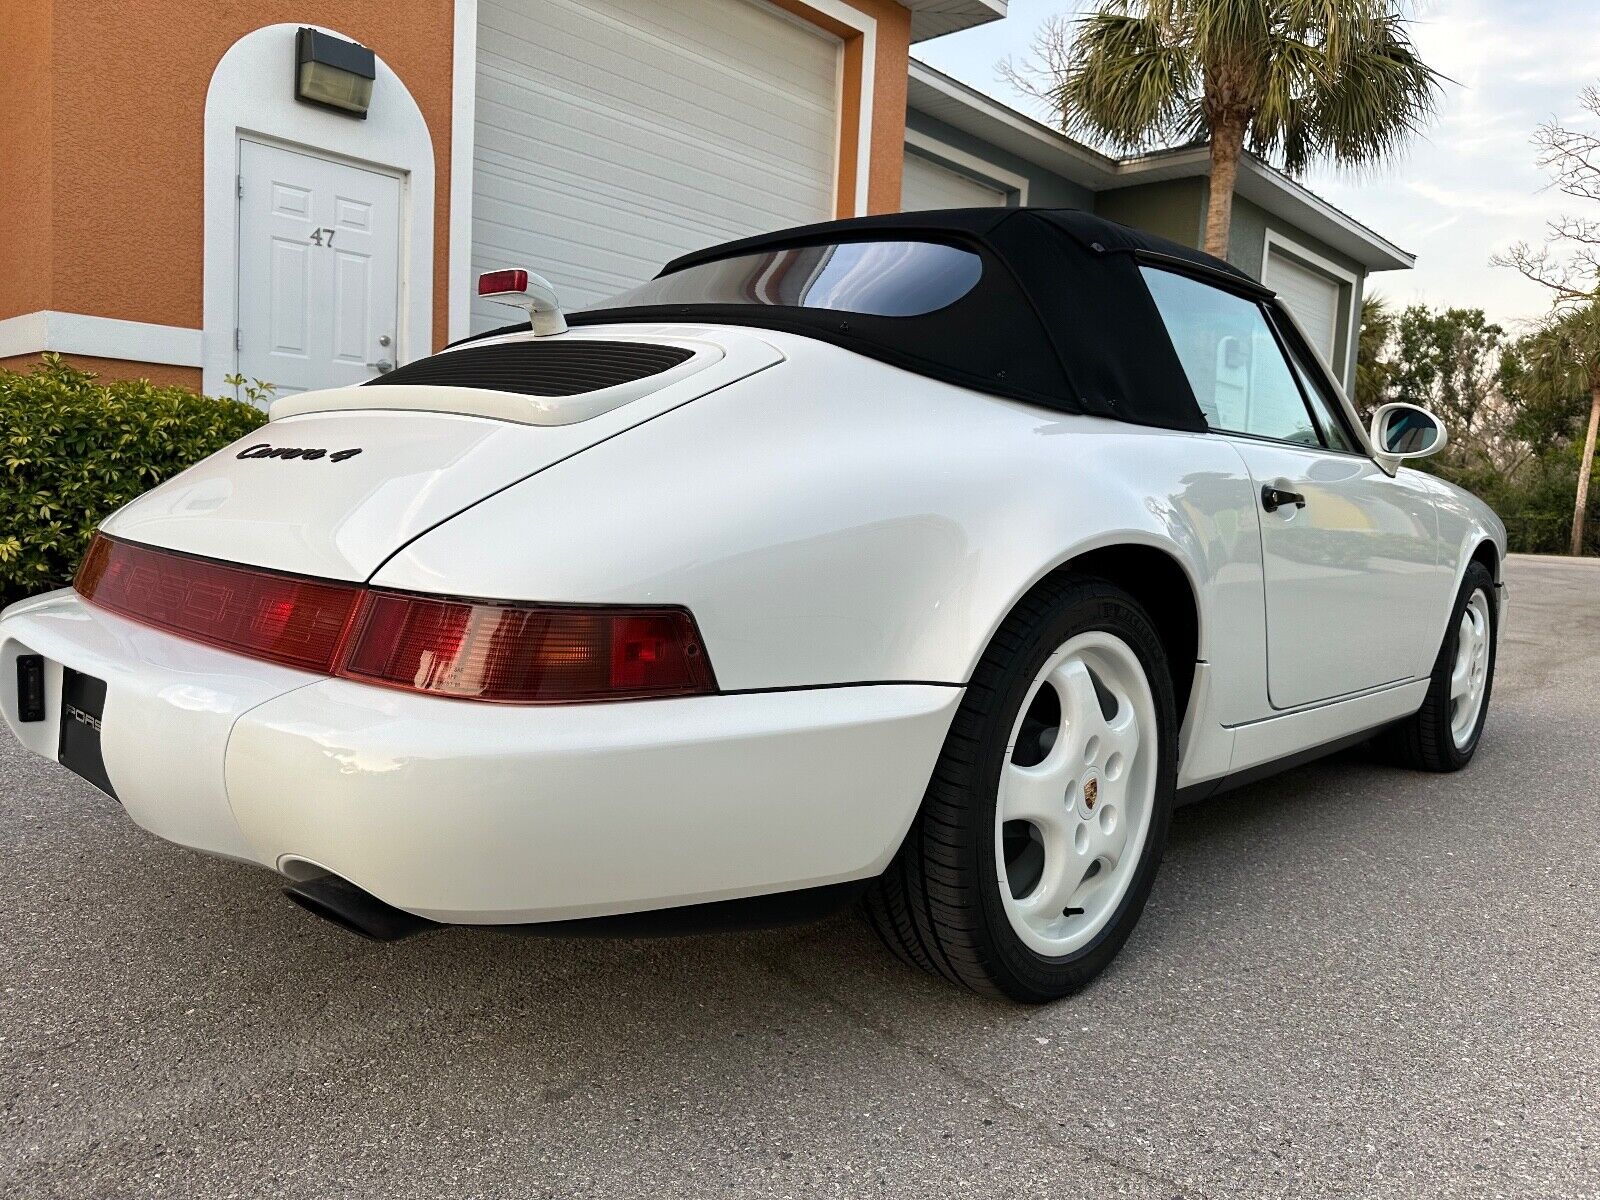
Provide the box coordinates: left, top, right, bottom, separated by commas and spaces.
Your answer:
901, 151, 1008, 211
472, 0, 838, 330
1264, 247, 1343, 372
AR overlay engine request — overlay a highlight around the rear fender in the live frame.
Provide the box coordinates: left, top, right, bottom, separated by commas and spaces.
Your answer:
374, 337, 1265, 720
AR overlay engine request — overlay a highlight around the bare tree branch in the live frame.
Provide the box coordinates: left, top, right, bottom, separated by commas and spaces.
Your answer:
996, 16, 1077, 121
1491, 241, 1600, 307
1532, 85, 1600, 203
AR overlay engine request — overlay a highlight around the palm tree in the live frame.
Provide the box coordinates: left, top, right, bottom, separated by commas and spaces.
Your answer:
1005, 1, 1440, 258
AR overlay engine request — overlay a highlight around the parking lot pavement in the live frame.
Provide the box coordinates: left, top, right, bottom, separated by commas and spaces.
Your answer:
1, 553, 1596, 1199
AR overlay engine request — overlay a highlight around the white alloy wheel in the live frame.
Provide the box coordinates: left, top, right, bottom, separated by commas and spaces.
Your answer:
1377, 560, 1496, 774
1450, 588, 1493, 749
995, 631, 1159, 957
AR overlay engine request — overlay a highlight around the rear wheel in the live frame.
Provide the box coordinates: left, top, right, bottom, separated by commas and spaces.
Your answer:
864, 573, 1177, 1002
1380, 561, 1497, 772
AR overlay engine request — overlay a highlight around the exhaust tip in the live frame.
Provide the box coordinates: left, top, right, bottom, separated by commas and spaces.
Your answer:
283, 873, 437, 942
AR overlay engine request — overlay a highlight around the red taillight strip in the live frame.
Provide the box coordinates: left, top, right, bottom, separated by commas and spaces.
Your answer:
74, 535, 716, 703
339, 591, 714, 703
75, 535, 365, 673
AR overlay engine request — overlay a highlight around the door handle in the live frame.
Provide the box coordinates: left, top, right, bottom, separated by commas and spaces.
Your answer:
1261, 485, 1306, 513
368, 358, 395, 374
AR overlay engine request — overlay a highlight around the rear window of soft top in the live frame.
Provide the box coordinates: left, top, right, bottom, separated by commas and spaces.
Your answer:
587, 240, 983, 318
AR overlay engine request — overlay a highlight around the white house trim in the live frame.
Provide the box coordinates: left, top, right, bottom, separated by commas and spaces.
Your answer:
1110, 148, 1413, 273
902, 0, 1005, 43
0, 311, 203, 367
202, 23, 435, 398
907, 60, 1118, 182
1262, 228, 1361, 291
904, 127, 1029, 203
447, 0, 479, 343
793, 0, 876, 218
1262, 228, 1361, 390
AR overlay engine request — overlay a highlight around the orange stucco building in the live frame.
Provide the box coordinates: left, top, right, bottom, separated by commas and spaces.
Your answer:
1, 0, 999, 397
3, 0, 1412, 401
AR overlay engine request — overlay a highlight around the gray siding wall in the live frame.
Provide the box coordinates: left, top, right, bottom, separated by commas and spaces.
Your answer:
1092, 179, 1207, 248
1226, 194, 1364, 282
1100, 180, 1366, 394
1227, 193, 1366, 393
903, 110, 1097, 210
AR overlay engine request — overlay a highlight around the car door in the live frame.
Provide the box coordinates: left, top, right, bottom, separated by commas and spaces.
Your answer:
1142, 265, 1444, 710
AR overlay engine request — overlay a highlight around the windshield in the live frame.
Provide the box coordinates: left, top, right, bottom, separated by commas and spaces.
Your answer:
587, 240, 983, 318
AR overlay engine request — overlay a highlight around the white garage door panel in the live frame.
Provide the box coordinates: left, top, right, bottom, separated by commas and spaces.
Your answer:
1264, 248, 1342, 370
901, 152, 1008, 211
473, 0, 838, 328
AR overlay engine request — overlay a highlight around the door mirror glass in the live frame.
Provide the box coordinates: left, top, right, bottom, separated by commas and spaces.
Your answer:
1370, 402, 1447, 461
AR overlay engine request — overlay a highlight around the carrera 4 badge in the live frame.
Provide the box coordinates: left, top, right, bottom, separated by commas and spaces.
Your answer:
236, 443, 363, 463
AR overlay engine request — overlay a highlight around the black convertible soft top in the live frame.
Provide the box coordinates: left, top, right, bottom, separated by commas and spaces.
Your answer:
560, 210, 1274, 432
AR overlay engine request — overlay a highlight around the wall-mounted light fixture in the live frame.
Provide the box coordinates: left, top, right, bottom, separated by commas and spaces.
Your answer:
295, 28, 376, 118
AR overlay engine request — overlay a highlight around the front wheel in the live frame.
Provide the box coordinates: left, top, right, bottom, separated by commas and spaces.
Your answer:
864, 573, 1177, 1003
1379, 561, 1497, 772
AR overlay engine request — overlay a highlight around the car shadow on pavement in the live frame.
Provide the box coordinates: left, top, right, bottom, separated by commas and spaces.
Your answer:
11, 710, 1583, 1197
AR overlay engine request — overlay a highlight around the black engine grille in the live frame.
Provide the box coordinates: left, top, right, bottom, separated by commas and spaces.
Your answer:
366, 340, 695, 397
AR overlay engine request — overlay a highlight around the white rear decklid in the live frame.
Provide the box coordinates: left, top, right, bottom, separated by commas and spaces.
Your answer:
269, 328, 723, 427
103, 326, 779, 581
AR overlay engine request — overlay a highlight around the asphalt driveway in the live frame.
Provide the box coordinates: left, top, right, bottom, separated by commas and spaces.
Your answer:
2, 554, 1596, 1199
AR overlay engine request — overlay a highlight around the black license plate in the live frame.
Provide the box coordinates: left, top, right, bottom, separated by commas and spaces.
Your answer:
58, 668, 118, 800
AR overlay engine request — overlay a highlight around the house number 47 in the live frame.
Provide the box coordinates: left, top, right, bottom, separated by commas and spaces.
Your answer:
307, 228, 337, 247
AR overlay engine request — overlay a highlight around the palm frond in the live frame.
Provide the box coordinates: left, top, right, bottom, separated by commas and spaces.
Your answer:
1187, 0, 1272, 79
1009, 0, 1440, 177
1309, 11, 1441, 167
1280, 0, 1387, 64
1058, 11, 1196, 153
1248, 33, 1323, 170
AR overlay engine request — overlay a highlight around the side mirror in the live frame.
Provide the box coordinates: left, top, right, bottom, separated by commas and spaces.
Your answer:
1370, 402, 1447, 472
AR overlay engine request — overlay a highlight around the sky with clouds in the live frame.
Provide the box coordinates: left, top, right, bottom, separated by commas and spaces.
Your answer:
915, 0, 1600, 332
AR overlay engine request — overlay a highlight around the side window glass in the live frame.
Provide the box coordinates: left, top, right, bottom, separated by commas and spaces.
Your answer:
1279, 326, 1357, 453
1141, 266, 1323, 448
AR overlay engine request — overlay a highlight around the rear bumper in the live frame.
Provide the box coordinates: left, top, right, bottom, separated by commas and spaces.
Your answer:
0, 590, 315, 863
1, 591, 958, 924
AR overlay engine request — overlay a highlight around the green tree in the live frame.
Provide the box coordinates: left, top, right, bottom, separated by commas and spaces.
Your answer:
1494, 84, 1600, 555
1354, 294, 1397, 417
1352, 304, 1581, 550
1390, 306, 1514, 473
1514, 307, 1600, 555
1002, 0, 1440, 256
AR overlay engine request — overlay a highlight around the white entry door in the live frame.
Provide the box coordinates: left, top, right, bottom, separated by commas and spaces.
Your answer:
237, 140, 402, 398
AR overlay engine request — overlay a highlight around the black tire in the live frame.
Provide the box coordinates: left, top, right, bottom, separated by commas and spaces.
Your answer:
863, 572, 1178, 1003
1379, 561, 1497, 772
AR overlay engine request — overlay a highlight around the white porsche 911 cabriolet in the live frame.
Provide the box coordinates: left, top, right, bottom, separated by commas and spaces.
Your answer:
0, 209, 1503, 1001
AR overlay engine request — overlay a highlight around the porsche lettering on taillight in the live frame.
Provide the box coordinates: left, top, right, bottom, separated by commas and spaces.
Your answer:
74, 535, 715, 703
74, 535, 364, 673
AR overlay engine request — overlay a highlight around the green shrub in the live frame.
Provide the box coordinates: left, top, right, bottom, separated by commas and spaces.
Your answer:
1, 354, 266, 607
